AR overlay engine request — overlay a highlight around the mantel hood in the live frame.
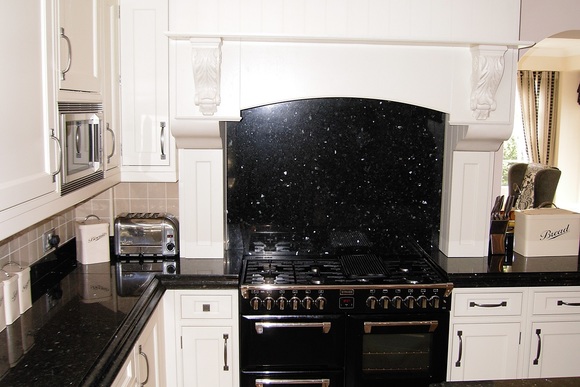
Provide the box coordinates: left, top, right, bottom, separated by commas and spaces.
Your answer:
168, 0, 530, 258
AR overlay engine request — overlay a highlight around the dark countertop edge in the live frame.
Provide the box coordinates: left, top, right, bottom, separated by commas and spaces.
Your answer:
448, 271, 580, 288
80, 274, 239, 387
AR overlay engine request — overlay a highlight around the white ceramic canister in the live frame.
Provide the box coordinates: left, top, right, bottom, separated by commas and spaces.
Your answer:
1, 271, 20, 325
2, 263, 31, 314
75, 215, 110, 265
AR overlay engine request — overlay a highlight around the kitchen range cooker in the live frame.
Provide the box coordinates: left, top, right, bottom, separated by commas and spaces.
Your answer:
238, 225, 453, 387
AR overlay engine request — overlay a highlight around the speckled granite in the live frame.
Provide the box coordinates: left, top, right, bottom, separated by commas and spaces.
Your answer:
226, 98, 446, 253
430, 377, 580, 386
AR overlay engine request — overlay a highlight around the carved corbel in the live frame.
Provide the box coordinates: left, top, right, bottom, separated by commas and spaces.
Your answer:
470, 45, 507, 120
190, 38, 222, 116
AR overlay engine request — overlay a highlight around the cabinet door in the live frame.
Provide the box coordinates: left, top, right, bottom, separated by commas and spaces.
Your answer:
111, 350, 137, 387
449, 323, 521, 381
58, 0, 101, 93
527, 321, 580, 378
120, 0, 175, 181
102, 0, 121, 172
0, 0, 58, 212
136, 302, 165, 386
181, 326, 235, 387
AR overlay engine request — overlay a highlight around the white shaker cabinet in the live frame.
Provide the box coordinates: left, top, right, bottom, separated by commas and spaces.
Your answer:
0, 1, 59, 214
120, 0, 177, 182
447, 288, 526, 381
102, 0, 121, 174
525, 287, 580, 378
112, 297, 167, 387
58, 0, 102, 95
167, 289, 239, 387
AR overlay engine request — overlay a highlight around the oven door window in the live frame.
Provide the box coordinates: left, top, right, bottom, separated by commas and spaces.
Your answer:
346, 314, 448, 386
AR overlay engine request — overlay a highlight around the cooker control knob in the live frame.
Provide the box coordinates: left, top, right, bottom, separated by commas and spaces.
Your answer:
277, 297, 288, 311
302, 296, 314, 310
429, 295, 440, 309
366, 296, 378, 310
250, 297, 261, 311
315, 297, 327, 310
379, 296, 390, 309
290, 297, 301, 310
404, 296, 415, 309
264, 297, 275, 311
416, 295, 428, 309
166, 242, 175, 251
391, 296, 403, 309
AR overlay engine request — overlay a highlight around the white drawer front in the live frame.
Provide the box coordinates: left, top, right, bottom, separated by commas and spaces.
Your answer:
180, 294, 233, 319
454, 292, 523, 317
532, 291, 580, 315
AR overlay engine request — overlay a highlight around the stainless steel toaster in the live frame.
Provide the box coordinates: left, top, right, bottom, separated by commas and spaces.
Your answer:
114, 212, 179, 257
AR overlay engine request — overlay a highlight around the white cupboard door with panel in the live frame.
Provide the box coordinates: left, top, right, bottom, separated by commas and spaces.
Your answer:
0, 0, 58, 214
527, 321, 580, 378
58, 0, 102, 94
120, 0, 176, 182
102, 0, 121, 173
182, 326, 234, 387
111, 350, 137, 387
449, 322, 521, 381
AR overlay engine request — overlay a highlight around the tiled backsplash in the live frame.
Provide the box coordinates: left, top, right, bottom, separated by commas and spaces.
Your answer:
0, 182, 179, 268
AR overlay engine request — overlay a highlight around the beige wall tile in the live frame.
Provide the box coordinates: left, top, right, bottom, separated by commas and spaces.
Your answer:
113, 183, 131, 198
147, 183, 166, 198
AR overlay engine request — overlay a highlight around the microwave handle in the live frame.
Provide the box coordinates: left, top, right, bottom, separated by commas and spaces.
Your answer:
89, 121, 101, 163
60, 28, 72, 81
50, 129, 62, 181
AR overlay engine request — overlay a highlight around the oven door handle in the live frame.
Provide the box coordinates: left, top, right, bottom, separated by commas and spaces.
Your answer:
255, 379, 330, 387
254, 322, 331, 334
363, 320, 439, 334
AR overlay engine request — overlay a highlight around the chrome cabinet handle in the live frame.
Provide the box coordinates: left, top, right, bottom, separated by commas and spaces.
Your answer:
223, 333, 229, 371
254, 322, 331, 334
60, 27, 72, 81
363, 320, 438, 333
50, 129, 62, 182
160, 121, 166, 160
557, 300, 580, 307
256, 379, 330, 387
138, 344, 150, 386
106, 122, 116, 162
469, 301, 507, 308
533, 329, 542, 365
455, 330, 463, 367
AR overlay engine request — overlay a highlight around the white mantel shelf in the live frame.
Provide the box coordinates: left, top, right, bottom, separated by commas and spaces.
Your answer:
166, 32, 534, 49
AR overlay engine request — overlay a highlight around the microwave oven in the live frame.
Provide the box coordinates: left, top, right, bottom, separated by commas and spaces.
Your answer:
58, 102, 104, 195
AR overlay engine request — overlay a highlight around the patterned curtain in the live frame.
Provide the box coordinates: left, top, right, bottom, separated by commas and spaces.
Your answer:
516, 71, 559, 166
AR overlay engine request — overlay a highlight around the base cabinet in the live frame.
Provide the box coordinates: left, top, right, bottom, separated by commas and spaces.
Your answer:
112, 298, 166, 387
448, 286, 580, 382
168, 289, 239, 387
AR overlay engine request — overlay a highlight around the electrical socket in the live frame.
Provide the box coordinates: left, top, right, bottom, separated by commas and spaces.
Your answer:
43, 228, 56, 253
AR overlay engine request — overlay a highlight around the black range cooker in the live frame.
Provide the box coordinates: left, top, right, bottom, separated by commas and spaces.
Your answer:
238, 227, 453, 387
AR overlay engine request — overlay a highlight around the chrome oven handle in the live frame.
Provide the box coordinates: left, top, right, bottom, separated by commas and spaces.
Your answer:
254, 322, 331, 334
256, 379, 330, 387
363, 320, 439, 334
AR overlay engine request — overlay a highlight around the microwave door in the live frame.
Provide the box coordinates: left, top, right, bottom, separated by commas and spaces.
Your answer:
66, 119, 91, 176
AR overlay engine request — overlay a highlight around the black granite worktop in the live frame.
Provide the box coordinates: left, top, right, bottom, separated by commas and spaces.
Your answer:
0, 240, 240, 386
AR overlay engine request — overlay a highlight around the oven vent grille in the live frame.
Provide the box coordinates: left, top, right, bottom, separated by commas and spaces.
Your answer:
340, 254, 387, 278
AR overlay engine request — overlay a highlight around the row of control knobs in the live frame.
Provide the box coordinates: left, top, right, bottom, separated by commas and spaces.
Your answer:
250, 296, 327, 311
366, 295, 440, 310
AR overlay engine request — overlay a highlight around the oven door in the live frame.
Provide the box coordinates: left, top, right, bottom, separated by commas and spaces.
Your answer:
345, 313, 449, 387
240, 315, 345, 386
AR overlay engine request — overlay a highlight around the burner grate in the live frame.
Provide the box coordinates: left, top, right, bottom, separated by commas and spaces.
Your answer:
340, 254, 387, 278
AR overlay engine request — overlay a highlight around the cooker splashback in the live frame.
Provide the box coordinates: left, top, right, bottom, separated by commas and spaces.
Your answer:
226, 98, 445, 254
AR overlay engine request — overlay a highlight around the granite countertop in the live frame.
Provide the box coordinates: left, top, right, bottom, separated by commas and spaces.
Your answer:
430, 377, 580, 386
0, 240, 240, 386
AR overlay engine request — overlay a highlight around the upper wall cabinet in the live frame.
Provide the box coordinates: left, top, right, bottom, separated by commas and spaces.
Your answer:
58, 0, 102, 96
0, 1, 59, 216
120, 0, 177, 182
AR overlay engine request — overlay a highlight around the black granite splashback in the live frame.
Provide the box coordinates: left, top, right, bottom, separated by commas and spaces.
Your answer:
226, 98, 445, 253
